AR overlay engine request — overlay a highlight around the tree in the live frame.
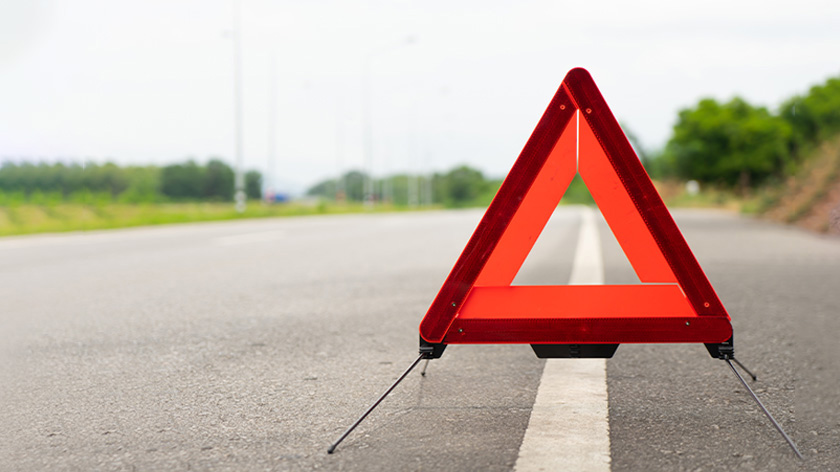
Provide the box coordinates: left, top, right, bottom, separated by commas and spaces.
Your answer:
245, 170, 262, 199
663, 98, 792, 188
203, 159, 234, 200
441, 165, 487, 206
780, 76, 840, 152
306, 178, 337, 199
306, 170, 367, 201
343, 171, 366, 201
161, 160, 204, 199
90, 162, 129, 197
119, 166, 160, 203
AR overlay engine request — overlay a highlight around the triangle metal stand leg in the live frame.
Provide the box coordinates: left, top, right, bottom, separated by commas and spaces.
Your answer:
420, 358, 430, 377
327, 354, 425, 454
730, 357, 757, 381
724, 358, 803, 459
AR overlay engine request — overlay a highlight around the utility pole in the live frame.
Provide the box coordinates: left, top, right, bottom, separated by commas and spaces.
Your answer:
361, 36, 416, 209
335, 98, 345, 202
267, 49, 277, 202
362, 54, 374, 208
232, 0, 246, 213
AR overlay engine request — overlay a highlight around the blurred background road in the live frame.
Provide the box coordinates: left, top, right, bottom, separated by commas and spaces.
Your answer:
1, 207, 838, 471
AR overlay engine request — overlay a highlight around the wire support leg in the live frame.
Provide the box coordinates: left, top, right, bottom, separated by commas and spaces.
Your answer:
725, 359, 803, 460
731, 357, 758, 381
420, 359, 430, 377
328, 354, 425, 454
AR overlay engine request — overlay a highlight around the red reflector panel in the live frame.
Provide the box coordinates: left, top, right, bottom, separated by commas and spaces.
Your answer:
419, 86, 578, 344
578, 116, 676, 283
459, 285, 693, 319
475, 115, 577, 286
564, 68, 727, 318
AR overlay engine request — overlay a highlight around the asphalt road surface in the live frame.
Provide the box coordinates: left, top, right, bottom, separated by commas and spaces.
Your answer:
1, 207, 838, 471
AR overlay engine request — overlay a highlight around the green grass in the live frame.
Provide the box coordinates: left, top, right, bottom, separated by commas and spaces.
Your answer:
3, 174, 790, 239
754, 136, 840, 224
0, 200, 441, 237
664, 187, 746, 211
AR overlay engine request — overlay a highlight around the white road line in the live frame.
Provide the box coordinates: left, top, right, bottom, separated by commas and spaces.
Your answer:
569, 206, 604, 286
514, 206, 611, 472
212, 229, 286, 246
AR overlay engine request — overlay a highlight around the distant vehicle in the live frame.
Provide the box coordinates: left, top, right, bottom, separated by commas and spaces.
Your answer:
264, 191, 291, 203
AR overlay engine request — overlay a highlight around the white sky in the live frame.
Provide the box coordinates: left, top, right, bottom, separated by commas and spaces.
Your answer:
1, 0, 838, 194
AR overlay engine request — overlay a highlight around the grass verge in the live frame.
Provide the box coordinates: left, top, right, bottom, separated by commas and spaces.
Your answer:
0, 201, 438, 237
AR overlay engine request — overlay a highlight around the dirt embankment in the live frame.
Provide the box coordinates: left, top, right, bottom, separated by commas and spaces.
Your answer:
762, 137, 840, 235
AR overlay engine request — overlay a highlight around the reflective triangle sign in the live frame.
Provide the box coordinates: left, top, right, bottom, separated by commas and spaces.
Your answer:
419, 68, 732, 349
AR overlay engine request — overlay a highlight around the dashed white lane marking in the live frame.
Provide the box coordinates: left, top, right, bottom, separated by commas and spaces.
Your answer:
514, 206, 610, 472
212, 229, 286, 246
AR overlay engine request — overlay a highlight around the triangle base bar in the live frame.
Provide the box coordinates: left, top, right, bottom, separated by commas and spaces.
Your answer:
441, 317, 732, 344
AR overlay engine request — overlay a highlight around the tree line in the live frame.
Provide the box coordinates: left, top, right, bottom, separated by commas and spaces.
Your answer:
652, 73, 840, 189
0, 159, 262, 204
306, 166, 503, 208
6, 74, 837, 207
306, 165, 596, 207
310, 73, 840, 204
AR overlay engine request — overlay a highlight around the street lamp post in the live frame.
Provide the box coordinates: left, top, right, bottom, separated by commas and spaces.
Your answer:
362, 36, 416, 209
232, 0, 246, 213
267, 49, 277, 202
362, 54, 374, 208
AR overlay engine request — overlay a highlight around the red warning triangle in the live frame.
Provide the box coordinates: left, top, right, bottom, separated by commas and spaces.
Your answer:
419, 68, 732, 345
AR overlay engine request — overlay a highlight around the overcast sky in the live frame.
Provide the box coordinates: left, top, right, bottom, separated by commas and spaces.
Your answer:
1, 0, 839, 193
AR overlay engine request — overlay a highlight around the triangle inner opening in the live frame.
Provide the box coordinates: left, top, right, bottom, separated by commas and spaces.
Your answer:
511, 175, 642, 287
